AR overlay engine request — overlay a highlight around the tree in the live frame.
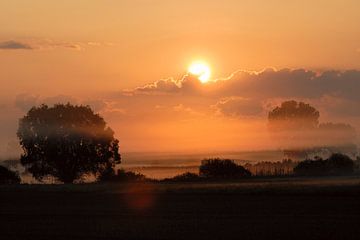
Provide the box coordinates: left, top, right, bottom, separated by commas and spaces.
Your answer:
17, 104, 121, 183
0, 166, 21, 184
326, 153, 354, 175
199, 158, 251, 179
268, 100, 320, 159
268, 100, 320, 132
268, 101, 358, 159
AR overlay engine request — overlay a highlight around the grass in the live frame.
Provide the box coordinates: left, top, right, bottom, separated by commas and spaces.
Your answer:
1, 176, 360, 240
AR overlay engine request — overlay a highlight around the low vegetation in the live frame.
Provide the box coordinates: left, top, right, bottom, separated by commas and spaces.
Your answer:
0, 166, 21, 184
199, 158, 251, 179
294, 153, 354, 176
98, 169, 148, 182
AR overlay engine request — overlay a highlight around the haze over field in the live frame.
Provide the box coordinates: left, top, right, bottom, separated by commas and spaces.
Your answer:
1, 0, 360, 158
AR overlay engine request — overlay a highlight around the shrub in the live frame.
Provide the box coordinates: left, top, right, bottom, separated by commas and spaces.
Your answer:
294, 153, 354, 176
99, 169, 147, 182
199, 158, 251, 179
164, 172, 201, 182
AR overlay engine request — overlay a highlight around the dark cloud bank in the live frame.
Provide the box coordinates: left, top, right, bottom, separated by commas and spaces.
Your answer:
128, 68, 360, 118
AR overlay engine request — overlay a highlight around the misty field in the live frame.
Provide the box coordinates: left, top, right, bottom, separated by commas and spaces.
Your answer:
1, 176, 360, 240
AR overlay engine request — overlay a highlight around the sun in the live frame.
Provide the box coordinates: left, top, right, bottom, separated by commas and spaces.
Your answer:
188, 61, 211, 83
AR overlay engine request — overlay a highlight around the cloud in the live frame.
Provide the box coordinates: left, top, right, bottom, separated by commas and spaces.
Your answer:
0, 40, 33, 50
131, 68, 360, 100
213, 97, 264, 117
0, 39, 114, 51
14, 94, 78, 112
134, 78, 180, 94
131, 75, 206, 96
82, 99, 107, 112
30, 39, 84, 51
124, 68, 360, 119
319, 95, 360, 117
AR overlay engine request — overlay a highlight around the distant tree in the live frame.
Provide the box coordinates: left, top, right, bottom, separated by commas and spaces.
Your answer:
268, 101, 358, 159
293, 157, 327, 176
0, 166, 21, 184
199, 158, 251, 179
294, 153, 354, 176
268, 100, 320, 132
268, 101, 320, 159
17, 104, 121, 183
244, 159, 297, 176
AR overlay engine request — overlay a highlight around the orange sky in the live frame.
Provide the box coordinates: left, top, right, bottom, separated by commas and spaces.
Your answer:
0, 0, 360, 156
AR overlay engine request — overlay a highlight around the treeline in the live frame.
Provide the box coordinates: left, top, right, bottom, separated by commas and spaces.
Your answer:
1, 154, 360, 184
162, 153, 360, 182
244, 159, 296, 176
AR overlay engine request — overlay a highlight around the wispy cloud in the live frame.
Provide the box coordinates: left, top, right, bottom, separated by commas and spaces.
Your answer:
0, 40, 33, 50
0, 38, 115, 51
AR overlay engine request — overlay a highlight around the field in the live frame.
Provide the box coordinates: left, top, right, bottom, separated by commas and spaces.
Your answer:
1, 176, 360, 240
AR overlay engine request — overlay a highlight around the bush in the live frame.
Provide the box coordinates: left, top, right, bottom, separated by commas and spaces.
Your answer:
163, 172, 201, 182
98, 169, 147, 182
294, 153, 354, 176
199, 158, 251, 179
0, 166, 21, 184
327, 153, 354, 174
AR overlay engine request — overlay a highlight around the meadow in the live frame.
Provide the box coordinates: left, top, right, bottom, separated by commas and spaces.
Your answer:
1, 176, 360, 240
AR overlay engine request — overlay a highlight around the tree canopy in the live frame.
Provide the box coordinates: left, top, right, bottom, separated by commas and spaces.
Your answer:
17, 103, 121, 183
294, 153, 354, 176
268, 100, 357, 159
268, 100, 320, 132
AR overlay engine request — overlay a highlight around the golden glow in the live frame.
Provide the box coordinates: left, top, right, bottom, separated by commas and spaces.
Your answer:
188, 61, 211, 83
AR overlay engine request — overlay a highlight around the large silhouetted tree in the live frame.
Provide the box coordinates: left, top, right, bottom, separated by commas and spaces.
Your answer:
17, 104, 121, 183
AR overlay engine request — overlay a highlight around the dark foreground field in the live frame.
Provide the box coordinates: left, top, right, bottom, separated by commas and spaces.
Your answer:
1, 177, 360, 240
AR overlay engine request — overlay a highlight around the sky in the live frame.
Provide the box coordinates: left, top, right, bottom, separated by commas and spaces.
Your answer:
1, 0, 360, 157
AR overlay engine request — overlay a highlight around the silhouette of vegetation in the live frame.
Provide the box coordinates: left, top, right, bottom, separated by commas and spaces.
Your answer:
0, 165, 21, 184
199, 158, 251, 179
354, 157, 360, 175
268, 100, 320, 159
268, 100, 320, 131
99, 169, 147, 182
294, 153, 354, 176
268, 100, 357, 159
17, 103, 121, 183
244, 159, 297, 176
163, 172, 201, 182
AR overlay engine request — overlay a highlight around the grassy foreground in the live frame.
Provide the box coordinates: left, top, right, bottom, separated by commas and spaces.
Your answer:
1, 176, 360, 240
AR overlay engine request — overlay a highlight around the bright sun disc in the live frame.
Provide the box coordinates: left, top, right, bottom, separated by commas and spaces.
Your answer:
188, 61, 211, 83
